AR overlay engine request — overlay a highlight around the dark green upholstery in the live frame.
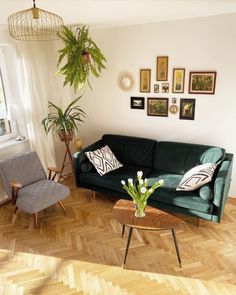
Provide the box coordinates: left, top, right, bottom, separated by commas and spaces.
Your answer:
153, 142, 225, 174
102, 134, 156, 168
73, 134, 233, 223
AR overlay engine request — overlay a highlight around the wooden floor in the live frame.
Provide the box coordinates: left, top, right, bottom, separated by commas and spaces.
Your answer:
0, 177, 235, 294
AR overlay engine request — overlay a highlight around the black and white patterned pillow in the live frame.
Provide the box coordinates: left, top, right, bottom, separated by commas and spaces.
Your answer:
176, 163, 217, 191
85, 145, 123, 176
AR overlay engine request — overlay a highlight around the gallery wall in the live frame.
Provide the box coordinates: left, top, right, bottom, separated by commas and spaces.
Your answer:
79, 14, 236, 196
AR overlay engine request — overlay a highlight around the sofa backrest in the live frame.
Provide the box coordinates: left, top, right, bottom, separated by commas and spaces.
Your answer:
153, 141, 225, 174
102, 134, 156, 168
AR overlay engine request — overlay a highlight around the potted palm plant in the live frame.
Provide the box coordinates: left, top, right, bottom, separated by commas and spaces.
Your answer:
42, 96, 85, 142
57, 25, 106, 91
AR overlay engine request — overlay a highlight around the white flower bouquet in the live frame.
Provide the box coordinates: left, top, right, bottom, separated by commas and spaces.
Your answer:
121, 171, 164, 217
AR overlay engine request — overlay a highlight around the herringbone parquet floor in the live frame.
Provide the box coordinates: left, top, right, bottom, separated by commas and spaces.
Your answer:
0, 177, 235, 294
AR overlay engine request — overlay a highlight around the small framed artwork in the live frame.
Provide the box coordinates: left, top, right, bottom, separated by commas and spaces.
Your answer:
169, 104, 179, 114
156, 56, 168, 81
140, 69, 151, 93
172, 68, 185, 93
130, 97, 145, 109
154, 84, 159, 93
147, 97, 169, 117
162, 83, 169, 93
179, 98, 196, 120
189, 71, 217, 94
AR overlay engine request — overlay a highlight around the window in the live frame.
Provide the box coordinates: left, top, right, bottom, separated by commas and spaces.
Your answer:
0, 69, 11, 137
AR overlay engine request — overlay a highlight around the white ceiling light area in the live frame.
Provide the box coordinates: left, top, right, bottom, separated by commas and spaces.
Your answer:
1, 0, 236, 28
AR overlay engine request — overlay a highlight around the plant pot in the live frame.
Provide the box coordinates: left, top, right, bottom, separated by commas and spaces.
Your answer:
74, 138, 82, 151
82, 51, 90, 64
58, 130, 73, 142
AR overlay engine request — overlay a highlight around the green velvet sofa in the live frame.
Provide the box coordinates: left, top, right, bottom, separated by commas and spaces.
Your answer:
73, 134, 233, 223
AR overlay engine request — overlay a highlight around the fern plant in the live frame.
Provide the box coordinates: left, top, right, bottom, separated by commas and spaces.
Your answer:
57, 26, 106, 91
42, 96, 85, 141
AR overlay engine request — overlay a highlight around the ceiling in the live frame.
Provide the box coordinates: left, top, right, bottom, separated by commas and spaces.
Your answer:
1, 0, 236, 28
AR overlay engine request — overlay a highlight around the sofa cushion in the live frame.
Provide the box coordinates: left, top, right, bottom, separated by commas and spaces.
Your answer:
176, 163, 217, 191
147, 171, 213, 214
85, 145, 123, 176
153, 141, 225, 174
79, 165, 152, 194
102, 134, 156, 168
199, 184, 214, 201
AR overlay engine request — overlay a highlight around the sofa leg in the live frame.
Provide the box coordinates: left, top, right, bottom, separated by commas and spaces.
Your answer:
197, 218, 201, 227
92, 191, 96, 199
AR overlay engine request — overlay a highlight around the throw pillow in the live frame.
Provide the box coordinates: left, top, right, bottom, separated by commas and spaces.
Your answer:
176, 163, 217, 191
85, 145, 123, 176
199, 184, 213, 201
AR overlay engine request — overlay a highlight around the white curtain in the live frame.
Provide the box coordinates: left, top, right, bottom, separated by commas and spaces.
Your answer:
15, 40, 66, 169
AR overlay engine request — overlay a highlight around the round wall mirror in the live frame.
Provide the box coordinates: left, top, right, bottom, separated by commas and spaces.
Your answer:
119, 73, 134, 91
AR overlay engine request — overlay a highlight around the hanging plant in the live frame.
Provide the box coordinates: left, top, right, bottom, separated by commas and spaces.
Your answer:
57, 25, 106, 91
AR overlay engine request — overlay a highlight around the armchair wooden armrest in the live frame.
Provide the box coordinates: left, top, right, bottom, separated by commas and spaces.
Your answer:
47, 167, 61, 180
10, 180, 23, 205
10, 180, 23, 189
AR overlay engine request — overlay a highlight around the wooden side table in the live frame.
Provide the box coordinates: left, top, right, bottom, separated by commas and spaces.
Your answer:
113, 199, 186, 268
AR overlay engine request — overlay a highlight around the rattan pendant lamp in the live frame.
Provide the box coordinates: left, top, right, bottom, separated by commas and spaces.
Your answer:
8, 0, 64, 41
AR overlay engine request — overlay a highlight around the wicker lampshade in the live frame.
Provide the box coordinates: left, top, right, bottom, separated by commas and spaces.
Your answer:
8, 0, 64, 41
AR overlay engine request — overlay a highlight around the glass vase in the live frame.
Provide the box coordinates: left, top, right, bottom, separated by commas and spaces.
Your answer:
134, 201, 147, 218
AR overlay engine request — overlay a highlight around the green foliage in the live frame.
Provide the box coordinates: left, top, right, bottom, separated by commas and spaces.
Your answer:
42, 96, 85, 136
57, 26, 106, 92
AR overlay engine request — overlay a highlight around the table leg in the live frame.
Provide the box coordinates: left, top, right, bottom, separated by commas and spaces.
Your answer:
171, 228, 182, 268
121, 224, 125, 238
122, 227, 133, 268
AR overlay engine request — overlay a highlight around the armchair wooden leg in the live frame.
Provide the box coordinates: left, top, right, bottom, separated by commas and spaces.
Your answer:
12, 207, 19, 224
58, 201, 67, 215
34, 213, 38, 228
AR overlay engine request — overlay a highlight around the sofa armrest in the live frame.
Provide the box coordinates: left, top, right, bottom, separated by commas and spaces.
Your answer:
73, 139, 102, 174
213, 153, 233, 220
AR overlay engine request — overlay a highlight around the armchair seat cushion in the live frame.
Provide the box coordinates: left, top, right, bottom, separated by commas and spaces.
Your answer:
17, 180, 70, 214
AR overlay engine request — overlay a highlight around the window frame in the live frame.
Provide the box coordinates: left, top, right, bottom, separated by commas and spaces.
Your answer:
0, 48, 16, 143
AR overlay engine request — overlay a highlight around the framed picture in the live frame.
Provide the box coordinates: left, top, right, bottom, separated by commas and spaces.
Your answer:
189, 71, 217, 94
156, 56, 168, 81
140, 69, 151, 93
172, 68, 185, 93
147, 97, 169, 117
179, 98, 195, 120
130, 97, 145, 109
162, 83, 169, 93
154, 84, 159, 93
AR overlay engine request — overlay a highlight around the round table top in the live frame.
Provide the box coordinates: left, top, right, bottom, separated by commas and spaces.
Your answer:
113, 199, 186, 230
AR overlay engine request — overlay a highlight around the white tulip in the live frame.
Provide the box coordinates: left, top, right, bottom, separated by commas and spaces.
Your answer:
148, 188, 153, 193
121, 180, 125, 185
137, 171, 143, 177
139, 179, 144, 185
128, 178, 133, 183
141, 187, 146, 193
145, 178, 148, 184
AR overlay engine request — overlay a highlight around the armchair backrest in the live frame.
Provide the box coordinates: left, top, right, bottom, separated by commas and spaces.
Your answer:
0, 151, 46, 198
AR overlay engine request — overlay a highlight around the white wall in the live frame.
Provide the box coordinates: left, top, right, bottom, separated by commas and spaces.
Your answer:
79, 14, 236, 196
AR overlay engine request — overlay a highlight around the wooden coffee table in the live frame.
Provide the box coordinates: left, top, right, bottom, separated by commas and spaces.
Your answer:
113, 199, 186, 268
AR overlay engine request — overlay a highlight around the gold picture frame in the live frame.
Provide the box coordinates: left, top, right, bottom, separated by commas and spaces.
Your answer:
140, 69, 151, 93
172, 68, 185, 93
156, 56, 168, 81
147, 97, 169, 117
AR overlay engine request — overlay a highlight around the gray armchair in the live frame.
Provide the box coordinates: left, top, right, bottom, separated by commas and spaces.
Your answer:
0, 151, 70, 228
